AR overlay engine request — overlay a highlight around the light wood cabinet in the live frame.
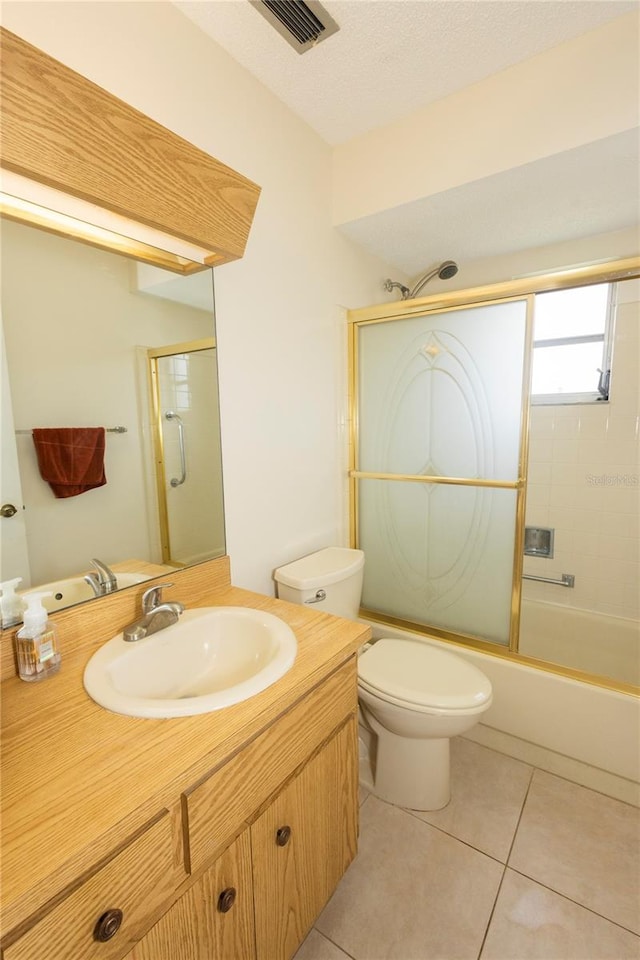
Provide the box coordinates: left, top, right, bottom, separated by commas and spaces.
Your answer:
124, 831, 255, 960
3, 660, 359, 960
251, 718, 358, 960
128, 716, 358, 960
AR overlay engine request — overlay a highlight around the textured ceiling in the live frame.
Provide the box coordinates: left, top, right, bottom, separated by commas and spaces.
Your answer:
340, 130, 640, 275
175, 1, 639, 276
176, 0, 636, 145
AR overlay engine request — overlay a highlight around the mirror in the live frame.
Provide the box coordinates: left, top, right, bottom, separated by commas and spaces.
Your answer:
0, 217, 225, 620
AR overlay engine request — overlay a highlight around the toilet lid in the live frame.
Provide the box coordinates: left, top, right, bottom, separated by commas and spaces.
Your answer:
359, 638, 492, 710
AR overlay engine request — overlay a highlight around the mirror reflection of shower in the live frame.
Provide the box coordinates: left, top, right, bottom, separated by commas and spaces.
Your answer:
148, 340, 225, 567
165, 411, 186, 488
384, 260, 459, 300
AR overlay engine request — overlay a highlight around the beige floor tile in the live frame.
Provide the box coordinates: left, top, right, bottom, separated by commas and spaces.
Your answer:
316, 795, 503, 960
409, 738, 533, 862
481, 869, 640, 959
293, 929, 354, 960
509, 770, 640, 933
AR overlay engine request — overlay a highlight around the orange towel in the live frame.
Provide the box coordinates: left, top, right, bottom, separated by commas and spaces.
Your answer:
32, 428, 106, 498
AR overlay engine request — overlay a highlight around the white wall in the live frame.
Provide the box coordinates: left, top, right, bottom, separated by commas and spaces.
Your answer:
1, 1, 396, 596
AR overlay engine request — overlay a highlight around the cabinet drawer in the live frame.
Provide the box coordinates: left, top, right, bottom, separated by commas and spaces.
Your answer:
4, 811, 181, 960
184, 657, 357, 873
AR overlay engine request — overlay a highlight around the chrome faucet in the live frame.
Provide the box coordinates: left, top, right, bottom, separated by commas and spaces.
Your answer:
123, 582, 185, 642
84, 558, 118, 597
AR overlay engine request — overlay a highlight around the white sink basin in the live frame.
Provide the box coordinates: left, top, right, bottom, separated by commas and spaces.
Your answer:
83, 606, 297, 718
25, 572, 151, 613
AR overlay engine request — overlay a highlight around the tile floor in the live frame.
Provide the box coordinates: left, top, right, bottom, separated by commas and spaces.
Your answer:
293, 738, 640, 960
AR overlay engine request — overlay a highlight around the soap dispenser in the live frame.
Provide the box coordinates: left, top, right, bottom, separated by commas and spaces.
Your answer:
15, 592, 61, 682
0, 577, 24, 628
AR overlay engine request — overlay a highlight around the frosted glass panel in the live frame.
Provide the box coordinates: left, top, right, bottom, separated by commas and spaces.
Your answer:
358, 301, 527, 481
359, 479, 517, 645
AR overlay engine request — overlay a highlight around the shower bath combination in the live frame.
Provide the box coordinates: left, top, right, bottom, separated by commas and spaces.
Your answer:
384, 260, 459, 300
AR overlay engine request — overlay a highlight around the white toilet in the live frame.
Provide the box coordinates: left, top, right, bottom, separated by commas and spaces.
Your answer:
274, 547, 493, 811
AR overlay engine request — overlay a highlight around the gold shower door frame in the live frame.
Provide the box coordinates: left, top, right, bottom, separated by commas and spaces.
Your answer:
347, 257, 640, 695
148, 337, 215, 565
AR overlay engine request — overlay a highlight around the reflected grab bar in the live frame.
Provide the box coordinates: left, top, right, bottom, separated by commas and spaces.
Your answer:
523, 573, 575, 588
165, 411, 186, 487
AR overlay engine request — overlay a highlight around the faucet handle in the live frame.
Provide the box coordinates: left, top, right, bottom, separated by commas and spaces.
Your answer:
83, 572, 102, 597
142, 582, 174, 614
90, 558, 118, 593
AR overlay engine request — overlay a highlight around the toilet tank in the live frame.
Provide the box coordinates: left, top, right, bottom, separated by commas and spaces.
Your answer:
274, 547, 364, 620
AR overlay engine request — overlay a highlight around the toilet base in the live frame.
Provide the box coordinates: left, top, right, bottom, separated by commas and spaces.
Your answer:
373, 729, 450, 811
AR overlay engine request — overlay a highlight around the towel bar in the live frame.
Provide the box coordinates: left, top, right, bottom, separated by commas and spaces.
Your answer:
523, 573, 575, 588
16, 426, 127, 434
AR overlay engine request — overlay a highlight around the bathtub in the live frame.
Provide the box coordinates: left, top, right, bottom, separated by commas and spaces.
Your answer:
519, 598, 640, 687
361, 617, 640, 806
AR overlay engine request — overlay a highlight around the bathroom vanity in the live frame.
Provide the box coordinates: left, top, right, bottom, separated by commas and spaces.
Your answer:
0, 557, 369, 960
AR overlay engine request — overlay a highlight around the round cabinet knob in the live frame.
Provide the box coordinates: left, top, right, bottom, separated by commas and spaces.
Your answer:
217, 887, 237, 913
275, 825, 291, 847
0, 504, 17, 518
93, 908, 124, 942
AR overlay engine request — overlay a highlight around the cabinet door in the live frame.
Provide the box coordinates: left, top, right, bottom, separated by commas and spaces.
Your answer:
251, 717, 358, 960
125, 830, 255, 960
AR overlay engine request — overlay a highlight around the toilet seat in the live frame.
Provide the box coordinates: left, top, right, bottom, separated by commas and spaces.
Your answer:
358, 638, 492, 715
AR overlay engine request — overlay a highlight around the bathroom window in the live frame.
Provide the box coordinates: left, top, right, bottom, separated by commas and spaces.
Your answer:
531, 282, 614, 404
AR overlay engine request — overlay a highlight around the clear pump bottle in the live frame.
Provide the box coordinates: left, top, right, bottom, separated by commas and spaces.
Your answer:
15, 592, 61, 682
0, 577, 24, 628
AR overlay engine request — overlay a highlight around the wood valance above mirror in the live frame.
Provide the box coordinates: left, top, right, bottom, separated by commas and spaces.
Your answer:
0, 27, 261, 273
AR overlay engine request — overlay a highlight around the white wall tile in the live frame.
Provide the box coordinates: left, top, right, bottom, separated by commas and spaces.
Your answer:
553, 415, 580, 440
550, 462, 579, 485
604, 440, 640, 465
606, 416, 639, 442
578, 410, 609, 439
599, 511, 640, 538
597, 556, 639, 586
577, 439, 609, 464
551, 439, 579, 463
527, 461, 552, 484
600, 487, 640, 514
528, 438, 554, 462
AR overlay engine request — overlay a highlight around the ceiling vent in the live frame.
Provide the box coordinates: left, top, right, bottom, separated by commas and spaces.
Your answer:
249, 0, 340, 54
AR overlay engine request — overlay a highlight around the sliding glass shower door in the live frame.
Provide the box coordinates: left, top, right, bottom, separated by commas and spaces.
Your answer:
351, 298, 531, 647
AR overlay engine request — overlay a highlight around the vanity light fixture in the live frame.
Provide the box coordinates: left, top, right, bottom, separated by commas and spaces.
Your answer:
0, 28, 261, 275
0, 173, 214, 274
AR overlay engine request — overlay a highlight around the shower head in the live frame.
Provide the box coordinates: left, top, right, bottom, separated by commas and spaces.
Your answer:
408, 260, 459, 299
384, 260, 459, 300
436, 260, 458, 281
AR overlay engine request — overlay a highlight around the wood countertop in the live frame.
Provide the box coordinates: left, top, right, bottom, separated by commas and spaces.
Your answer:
0, 560, 370, 938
